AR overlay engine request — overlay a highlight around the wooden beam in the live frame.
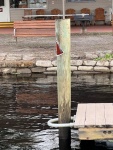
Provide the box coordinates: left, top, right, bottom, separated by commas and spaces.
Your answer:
79, 128, 113, 140
74, 104, 87, 128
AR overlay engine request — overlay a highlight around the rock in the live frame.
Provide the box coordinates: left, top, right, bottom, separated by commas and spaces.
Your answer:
71, 66, 77, 71
2, 68, 16, 74
110, 60, 113, 66
17, 68, 31, 74
71, 60, 83, 66
36, 60, 52, 67
94, 66, 110, 72
31, 67, 46, 73
78, 66, 93, 71
51, 60, 57, 66
96, 61, 109, 67
83, 60, 96, 66
46, 67, 57, 71
110, 67, 113, 72
44, 72, 56, 75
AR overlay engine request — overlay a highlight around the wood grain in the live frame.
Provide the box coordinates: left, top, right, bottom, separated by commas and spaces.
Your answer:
79, 127, 113, 140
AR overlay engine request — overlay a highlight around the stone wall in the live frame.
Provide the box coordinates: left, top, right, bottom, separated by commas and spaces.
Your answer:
1, 58, 113, 75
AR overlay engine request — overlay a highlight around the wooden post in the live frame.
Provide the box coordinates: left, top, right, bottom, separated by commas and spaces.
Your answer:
55, 19, 71, 140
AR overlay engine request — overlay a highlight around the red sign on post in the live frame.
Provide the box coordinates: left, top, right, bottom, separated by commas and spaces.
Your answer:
56, 40, 63, 56
0, 8, 3, 12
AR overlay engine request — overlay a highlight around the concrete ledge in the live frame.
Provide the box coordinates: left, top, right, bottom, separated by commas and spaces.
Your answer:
0, 59, 113, 75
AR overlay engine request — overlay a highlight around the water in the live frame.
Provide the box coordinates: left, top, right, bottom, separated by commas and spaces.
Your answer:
0, 74, 113, 150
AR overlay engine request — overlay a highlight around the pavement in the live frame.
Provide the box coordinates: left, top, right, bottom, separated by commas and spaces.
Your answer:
0, 25, 113, 72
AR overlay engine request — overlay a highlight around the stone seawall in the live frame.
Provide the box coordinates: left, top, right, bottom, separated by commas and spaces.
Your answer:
1, 58, 113, 75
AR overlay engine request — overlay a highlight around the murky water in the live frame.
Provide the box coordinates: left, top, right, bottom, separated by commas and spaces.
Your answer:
0, 74, 113, 150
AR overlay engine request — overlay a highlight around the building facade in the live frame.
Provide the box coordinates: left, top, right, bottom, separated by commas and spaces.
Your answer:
0, 0, 10, 22
0, 0, 112, 22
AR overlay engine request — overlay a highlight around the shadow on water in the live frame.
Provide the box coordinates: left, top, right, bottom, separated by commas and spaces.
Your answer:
0, 73, 113, 149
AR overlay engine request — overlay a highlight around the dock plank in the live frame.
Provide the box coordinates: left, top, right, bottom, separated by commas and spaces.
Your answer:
95, 103, 105, 127
105, 103, 113, 126
74, 104, 87, 127
85, 103, 95, 126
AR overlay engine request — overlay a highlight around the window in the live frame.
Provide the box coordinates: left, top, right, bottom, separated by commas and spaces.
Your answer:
28, 0, 47, 9
10, 0, 27, 8
0, 0, 4, 6
10, 0, 47, 8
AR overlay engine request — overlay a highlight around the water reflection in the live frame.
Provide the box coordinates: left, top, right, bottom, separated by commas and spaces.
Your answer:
0, 74, 113, 149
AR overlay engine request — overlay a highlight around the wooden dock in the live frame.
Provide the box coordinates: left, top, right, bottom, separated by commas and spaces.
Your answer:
74, 103, 113, 140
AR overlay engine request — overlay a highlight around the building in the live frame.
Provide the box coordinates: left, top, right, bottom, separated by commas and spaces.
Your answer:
0, 0, 113, 23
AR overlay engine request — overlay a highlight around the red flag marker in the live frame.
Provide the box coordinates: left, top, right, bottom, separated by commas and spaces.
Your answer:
56, 42, 63, 56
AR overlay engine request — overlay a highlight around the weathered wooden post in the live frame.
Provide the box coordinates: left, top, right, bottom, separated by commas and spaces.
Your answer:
55, 19, 71, 141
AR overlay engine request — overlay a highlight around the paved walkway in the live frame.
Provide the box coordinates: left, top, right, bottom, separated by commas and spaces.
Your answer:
0, 25, 113, 75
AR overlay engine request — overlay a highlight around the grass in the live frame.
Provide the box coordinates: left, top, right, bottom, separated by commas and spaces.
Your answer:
95, 53, 113, 61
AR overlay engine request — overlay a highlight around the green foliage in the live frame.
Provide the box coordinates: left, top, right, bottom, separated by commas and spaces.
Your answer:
95, 53, 113, 61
